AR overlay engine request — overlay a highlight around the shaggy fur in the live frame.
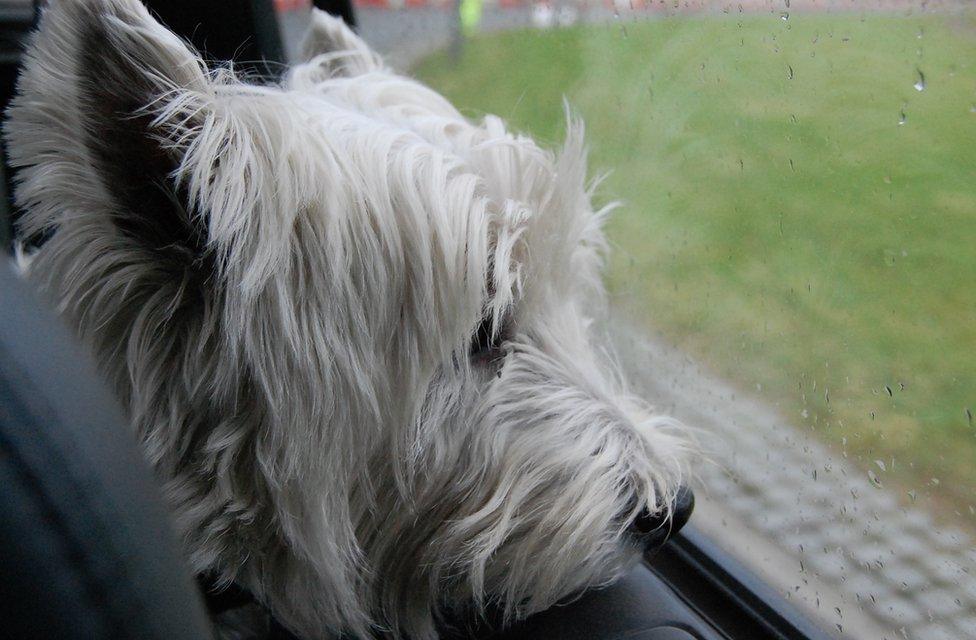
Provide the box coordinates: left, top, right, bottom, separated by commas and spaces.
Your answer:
4, 1, 690, 638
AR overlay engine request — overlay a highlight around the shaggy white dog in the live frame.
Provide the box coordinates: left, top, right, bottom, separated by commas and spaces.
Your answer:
5, 1, 689, 637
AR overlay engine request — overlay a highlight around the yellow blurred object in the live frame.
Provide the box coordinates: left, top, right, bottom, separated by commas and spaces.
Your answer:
460, 0, 483, 36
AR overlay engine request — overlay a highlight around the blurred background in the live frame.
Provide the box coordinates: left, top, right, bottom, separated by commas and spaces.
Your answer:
283, 1, 976, 638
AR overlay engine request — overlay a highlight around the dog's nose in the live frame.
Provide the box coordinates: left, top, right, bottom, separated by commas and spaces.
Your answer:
629, 485, 695, 553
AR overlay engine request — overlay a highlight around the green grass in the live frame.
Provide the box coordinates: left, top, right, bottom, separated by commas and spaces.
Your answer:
416, 13, 976, 516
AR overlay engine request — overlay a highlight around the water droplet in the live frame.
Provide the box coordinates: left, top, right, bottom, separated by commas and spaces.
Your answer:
781, 12, 789, 21
966, 407, 972, 426
913, 69, 926, 92
884, 385, 893, 396
908, 490, 917, 502
898, 110, 907, 126
788, 65, 794, 80
868, 469, 883, 488
875, 460, 887, 471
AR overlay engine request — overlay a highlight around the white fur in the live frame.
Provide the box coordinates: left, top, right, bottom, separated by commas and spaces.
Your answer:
4, 2, 690, 638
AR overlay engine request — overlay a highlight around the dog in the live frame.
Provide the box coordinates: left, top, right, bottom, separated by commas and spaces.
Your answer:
4, 1, 690, 637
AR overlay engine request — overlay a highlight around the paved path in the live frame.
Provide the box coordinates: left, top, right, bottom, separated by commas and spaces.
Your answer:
615, 326, 976, 640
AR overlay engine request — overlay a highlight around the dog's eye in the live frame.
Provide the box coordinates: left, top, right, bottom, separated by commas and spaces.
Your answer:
470, 315, 509, 365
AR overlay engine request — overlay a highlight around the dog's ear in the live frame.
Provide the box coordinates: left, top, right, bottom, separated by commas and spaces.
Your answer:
297, 9, 382, 77
5, 0, 212, 259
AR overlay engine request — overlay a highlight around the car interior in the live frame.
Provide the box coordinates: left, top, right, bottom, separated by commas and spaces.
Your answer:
0, 2, 833, 638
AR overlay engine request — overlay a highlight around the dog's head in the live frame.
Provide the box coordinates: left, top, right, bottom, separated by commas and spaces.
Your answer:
6, 1, 689, 637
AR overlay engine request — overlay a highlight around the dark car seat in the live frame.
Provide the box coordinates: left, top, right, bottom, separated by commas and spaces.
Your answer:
0, 262, 213, 639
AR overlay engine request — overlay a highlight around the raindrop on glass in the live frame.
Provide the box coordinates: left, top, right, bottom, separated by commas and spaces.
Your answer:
868, 469, 882, 488
898, 110, 907, 126
913, 69, 926, 92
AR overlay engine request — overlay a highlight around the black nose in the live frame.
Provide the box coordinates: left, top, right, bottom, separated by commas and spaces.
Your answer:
630, 485, 695, 552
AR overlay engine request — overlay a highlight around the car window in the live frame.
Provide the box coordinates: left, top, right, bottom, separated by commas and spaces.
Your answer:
275, 2, 976, 638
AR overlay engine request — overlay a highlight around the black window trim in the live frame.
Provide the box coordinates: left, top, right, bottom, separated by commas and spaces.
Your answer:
651, 526, 834, 640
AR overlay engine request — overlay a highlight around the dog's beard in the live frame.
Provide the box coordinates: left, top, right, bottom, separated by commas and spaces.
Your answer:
4, 2, 690, 638
359, 334, 688, 637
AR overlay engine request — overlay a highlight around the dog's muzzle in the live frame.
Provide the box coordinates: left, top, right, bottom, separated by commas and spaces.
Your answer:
629, 485, 695, 554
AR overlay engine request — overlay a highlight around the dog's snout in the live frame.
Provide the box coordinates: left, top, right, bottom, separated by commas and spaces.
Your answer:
629, 485, 695, 552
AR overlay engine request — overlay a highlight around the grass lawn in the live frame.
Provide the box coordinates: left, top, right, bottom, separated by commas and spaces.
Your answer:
416, 12, 976, 517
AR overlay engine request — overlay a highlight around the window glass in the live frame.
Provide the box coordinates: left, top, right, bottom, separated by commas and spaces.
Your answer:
282, 2, 976, 637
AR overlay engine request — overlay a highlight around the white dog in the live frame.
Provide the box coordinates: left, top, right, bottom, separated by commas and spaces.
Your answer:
5, 1, 689, 637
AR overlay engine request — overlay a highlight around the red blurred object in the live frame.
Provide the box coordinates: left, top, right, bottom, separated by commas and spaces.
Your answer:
274, 0, 312, 11
350, 0, 487, 7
